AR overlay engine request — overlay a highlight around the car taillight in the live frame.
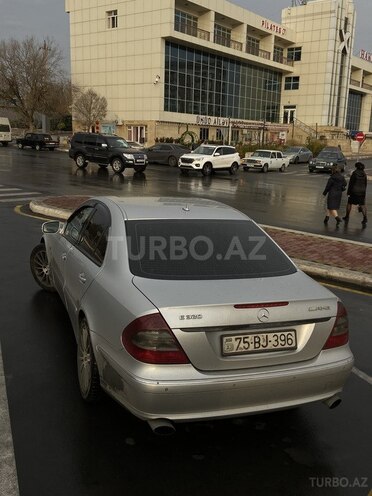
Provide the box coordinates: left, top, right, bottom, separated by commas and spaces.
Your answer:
122, 313, 189, 364
323, 302, 349, 349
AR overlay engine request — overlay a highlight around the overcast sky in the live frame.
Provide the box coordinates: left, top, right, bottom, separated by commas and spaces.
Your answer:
0, 0, 370, 71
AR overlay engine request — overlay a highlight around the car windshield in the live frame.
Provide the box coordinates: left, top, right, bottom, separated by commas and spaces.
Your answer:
252, 151, 272, 158
105, 136, 129, 148
318, 151, 338, 159
193, 146, 215, 155
125, 219, 296, 280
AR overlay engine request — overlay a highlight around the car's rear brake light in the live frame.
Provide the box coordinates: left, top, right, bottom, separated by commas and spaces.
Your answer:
323, 302, 349, 349
234, 301, 289, 309
122, 313, 189, 364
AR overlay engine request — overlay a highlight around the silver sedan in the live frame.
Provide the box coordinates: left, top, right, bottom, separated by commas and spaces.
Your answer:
30, 197, 354, 433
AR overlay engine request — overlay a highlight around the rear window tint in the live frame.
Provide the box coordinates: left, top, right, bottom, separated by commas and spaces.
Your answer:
125, 220, 296, 280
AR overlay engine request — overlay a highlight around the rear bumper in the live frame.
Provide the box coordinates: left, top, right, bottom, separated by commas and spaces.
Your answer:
96, 344, 354, 422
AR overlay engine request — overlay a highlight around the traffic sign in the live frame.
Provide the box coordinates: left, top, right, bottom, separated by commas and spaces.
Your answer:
355, 132, 365, 143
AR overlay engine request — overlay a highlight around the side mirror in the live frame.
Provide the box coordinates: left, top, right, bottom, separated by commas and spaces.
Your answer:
42, 220, 64, 234
214, 152, 220, 156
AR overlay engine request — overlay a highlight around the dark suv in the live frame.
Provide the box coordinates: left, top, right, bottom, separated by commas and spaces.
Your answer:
69, 133, 148, 173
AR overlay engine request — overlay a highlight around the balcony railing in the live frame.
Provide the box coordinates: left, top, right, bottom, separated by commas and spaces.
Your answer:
273, 54, 294, 66
246, 46, 271, 60
350, 78, 360, 86
362, 82, 372, 91
214, 34, 242, 51
174, 21, 210, 41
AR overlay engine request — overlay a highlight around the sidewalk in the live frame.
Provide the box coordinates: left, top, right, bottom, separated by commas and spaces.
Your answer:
29, 195, 372, 291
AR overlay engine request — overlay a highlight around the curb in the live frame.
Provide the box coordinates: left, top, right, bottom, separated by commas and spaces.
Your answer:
294, 259, 372, 290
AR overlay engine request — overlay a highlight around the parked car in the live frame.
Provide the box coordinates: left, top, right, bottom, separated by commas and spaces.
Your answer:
0, 117, 12, 147
308, 147, 347, 173
242, 150, 289, 172
179, 144, 240, 176
283, 146, 313, 164
145, 143, 190, 166
68, 132, 148, 173
17, 132, 59, 151
30, 196, 353, 433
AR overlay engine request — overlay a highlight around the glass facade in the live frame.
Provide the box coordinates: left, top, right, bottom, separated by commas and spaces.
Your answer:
346, 91, 362, 130
164, 41, 282, 122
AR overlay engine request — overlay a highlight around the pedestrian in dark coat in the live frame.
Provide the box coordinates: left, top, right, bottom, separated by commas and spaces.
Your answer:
322, 165, 347, 226
343, 161, 368, 227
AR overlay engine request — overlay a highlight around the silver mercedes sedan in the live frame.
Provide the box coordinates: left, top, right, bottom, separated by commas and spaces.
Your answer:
30, 197, 353, 433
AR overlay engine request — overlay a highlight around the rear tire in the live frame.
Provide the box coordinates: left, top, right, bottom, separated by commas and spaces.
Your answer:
168, 155, 177, 167
229, 162, 239, 175
30, 243, 56, 292
75, 153, 88, 169
279, 164, 286, 172
77, 317, 102, 403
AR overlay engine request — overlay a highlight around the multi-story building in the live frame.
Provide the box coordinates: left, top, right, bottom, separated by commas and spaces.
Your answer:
64, 0, 372, 147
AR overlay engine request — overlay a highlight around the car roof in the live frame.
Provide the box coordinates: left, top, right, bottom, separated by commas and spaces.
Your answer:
100, 197, 249, 221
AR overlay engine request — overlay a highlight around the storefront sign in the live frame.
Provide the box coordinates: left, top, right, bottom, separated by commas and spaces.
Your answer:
261, 19, 286, 36
196, 115, 287, 131
359, 49, 372, 63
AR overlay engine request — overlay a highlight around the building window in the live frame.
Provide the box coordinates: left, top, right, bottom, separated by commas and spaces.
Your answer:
107, 10, 118, 29
284, 76, 300, 90
164, 42, 282, 122
273, 46, 284, 63
200, 128, 209, 141
287, 47, 302, 61
128, 125, 147, 144
175, 10, 197, 37
246, 36, 260, 56
214, 24, 231, 48
346, 91, 362, 131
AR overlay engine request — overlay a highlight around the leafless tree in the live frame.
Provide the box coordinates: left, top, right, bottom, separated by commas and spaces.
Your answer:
0, 37, 66, 129
72, 88, 108, 131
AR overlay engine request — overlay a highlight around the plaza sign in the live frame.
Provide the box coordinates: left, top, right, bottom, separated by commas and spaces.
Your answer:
261, 19, 286, 36
359, 49, 372, 63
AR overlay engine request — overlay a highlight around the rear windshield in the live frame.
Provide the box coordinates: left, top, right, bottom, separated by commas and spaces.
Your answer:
125, 220, 296, 280
0, 124, 10, 132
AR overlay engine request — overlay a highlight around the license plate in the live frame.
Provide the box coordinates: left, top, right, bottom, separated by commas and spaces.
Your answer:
316, 165, 324, 168
221, 330, 297, 356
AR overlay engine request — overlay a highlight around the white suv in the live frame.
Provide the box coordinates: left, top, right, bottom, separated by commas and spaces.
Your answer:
178, 145, 240, 176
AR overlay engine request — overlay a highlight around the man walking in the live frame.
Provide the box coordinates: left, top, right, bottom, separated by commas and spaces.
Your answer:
343, 162, 368, 227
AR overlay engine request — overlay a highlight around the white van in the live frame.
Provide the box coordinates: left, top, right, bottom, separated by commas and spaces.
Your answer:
0, 117, 12, 147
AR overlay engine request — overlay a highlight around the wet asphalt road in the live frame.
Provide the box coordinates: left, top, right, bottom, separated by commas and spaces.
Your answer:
0, 145, 371, 242
0, 146, 371, 495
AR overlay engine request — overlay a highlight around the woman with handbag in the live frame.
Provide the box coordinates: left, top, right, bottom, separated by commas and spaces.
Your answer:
322, 165, 347, 226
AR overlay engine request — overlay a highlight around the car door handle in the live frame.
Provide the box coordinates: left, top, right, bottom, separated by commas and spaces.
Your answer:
79, 273, 87, 284
61, 253, 67, 261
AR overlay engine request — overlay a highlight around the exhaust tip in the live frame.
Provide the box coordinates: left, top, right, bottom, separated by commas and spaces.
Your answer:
323, 395, 342, 409
148, 419, 176, 435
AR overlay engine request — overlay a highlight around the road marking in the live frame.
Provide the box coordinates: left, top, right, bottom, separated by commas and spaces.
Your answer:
352, 367, 372, 386
322, 282, 372, 297
0, 188, 22, 192
0, 343, 20, 496
0, 192, 40, 197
